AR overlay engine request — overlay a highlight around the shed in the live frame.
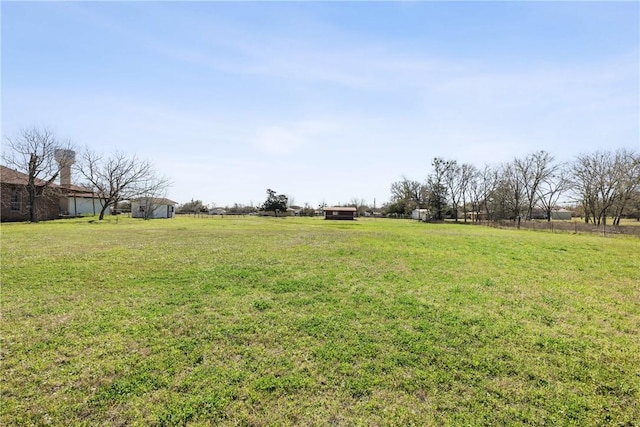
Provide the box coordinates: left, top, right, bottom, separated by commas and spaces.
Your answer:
323, 206, 357, 220
132, 197, 176, 219
411, 208, 429, 221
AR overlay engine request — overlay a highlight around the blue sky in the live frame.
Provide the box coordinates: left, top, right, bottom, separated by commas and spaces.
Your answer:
2, 1, 638, 208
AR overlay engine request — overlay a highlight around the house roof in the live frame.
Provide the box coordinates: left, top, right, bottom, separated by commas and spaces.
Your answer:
0, 165, 53, 186
2, 165, 107, 197
324, 206, 357, 211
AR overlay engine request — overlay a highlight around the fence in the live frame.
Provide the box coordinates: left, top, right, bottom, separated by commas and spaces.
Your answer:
476, 219, 640, 237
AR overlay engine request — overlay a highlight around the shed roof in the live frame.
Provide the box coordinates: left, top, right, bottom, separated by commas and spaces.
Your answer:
132, 197, 177, 205
324, 206, 357, 211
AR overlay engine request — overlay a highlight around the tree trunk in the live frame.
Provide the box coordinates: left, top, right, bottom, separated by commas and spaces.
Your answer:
28, 189, 37, 222
99, 203, 109, 220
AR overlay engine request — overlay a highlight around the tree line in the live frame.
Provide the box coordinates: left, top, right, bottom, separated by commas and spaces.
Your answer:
5, 127, 637, 225
387, 149, 640, 225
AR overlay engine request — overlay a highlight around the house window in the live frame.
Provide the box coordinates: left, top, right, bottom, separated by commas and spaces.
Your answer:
10, 190, 21, 212
333, 211, 338, 215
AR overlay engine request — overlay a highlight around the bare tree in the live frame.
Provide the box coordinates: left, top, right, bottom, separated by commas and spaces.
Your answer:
571, 150, 622, 226
348, 198, 368, 217
516, 151, 555, 220
498, 161, 526, 223
611, 149, 640, 225
443, 160, 462, 222
2, 127, 73, 222
76, 148, 167, 220
459, 163, 477, 223
536, 162, 570, 221
479, 165, 499, 221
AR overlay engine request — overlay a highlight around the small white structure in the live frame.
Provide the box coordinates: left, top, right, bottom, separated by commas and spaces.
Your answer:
60, 185, 110, 217
132, 198, 176, 219
62, 193, 109, 216
412, 208, 429, 221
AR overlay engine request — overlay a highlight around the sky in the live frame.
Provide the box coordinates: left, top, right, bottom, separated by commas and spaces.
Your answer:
2, 1, 639, 208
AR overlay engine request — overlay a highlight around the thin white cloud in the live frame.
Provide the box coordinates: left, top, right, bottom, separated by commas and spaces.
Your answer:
252, 120, 343, 155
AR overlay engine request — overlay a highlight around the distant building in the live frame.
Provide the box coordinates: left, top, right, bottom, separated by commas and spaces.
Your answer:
131, 198, 176, 219
551, 208, 572, 220
323, 206, 357, 220
530, 208, 573, 221
411, 208, 429, 221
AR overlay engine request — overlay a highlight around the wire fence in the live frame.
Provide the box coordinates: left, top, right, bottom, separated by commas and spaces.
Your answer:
476, 219, 640, 237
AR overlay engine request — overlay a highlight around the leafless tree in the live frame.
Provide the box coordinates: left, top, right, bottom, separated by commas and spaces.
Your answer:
443, 160, 462, 222
611, 149, 640, 225
499, 161, 526, 223
459, 163, 477, 223
517, 151, 555, 220
2, 127, 73, 222
348, 198, 368, 216
479, 165, 499, 221
76, 148, 170, 220
571, 150, 623, 226
536, 162, 570, 221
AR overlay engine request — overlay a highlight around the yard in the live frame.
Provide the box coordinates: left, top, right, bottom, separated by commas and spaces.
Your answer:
1, 216, 638, 426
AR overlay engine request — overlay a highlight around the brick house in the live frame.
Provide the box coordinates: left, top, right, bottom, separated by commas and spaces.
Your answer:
0, 165, 62, 222
1, 165, 109, 222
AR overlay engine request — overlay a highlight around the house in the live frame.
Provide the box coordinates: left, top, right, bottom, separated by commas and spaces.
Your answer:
0, 165, 60, 222
209, 207, 226, 215
411, 208, 429, 221
323, 206, 357, 220
1, 164, 110, 221
131, 198, 176, 219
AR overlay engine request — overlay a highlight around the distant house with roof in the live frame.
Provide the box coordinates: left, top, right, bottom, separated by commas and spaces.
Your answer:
209, 207, 226, 215
323, 206, 357, 220
1, 165, 111, 221
131, 197, 176, 219
0, 165, 60, 222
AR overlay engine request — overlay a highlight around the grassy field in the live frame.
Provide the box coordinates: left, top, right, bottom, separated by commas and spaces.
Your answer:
2, 216, 639, 426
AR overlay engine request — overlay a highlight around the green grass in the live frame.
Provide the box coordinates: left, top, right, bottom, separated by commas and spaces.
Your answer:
2, 216, 639, 426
